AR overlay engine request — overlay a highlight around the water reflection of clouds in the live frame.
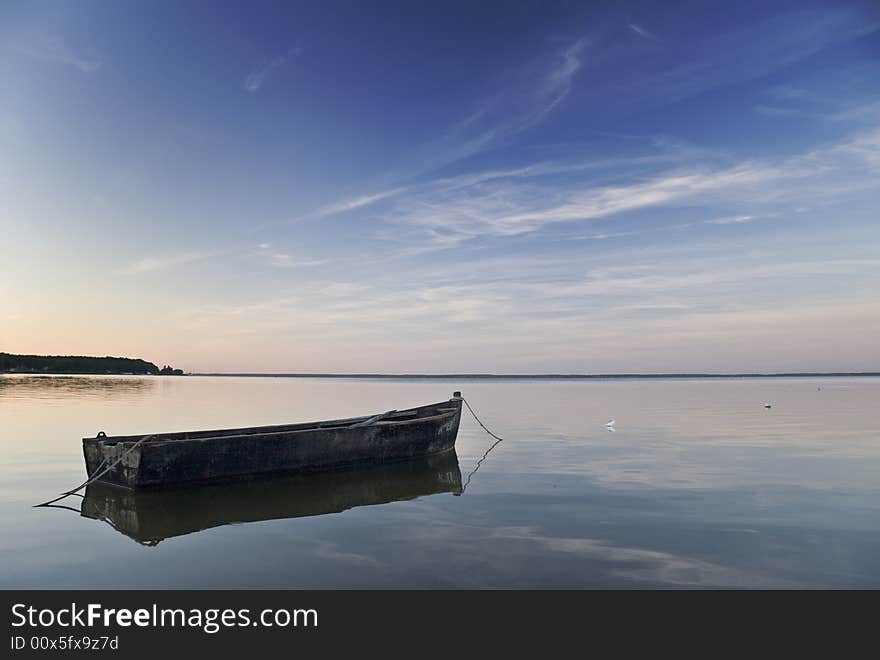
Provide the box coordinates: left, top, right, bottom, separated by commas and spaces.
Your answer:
493, 526, 797, 588
484, 434, 880, 493
368, 522, 799, 588
312, 540, 384, 568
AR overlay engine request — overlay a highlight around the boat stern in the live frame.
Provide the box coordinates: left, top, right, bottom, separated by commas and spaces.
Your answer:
82, 433, 144, 489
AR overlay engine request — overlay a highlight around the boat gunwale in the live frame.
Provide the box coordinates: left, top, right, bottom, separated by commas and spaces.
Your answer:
143, 408, 460, 448
83, 399, 461, 446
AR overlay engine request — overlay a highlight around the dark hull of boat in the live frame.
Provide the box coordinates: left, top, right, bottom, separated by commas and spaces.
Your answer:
82, 395, 462, 489
80, 451, 462, 545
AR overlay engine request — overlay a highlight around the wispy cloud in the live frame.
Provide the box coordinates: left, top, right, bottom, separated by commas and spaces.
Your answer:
707, 214, 755, 225
294, 11, 878, 236
177, 241, 880, 372
369, 127, 878, 246
424, 37, 589, 168
830, 99, 880, 123
768, 85, 808, 100
312, 186, 410, 218
754, 105, 800, 118
539, 258, 880, 298
537, 38, 588, 118
244, 47, 302, 92
628, 23, 658, 41
575, 230, 645, 241
306, 152, 687, 224
125, 245, 326, 274
285, 124, 879, 259
386, 163, 783, 240
124, 251, 214, 274
634, 9, 879, 106
15, 35, 101, 73
268, 253, 327, 268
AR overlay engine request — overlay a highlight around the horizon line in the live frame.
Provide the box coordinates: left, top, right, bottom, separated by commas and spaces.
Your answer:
188, 372, 880, 379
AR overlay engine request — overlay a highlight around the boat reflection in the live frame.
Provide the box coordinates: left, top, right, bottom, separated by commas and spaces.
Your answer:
80, 451, 462, 545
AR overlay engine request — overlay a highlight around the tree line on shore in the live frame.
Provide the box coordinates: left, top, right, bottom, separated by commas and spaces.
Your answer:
0, 352, 184, 375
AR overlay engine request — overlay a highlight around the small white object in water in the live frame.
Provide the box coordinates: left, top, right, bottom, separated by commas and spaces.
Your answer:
605, 419, 616, 427
764, 403, 772, 409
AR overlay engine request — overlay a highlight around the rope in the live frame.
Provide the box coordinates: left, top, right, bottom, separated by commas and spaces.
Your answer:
462, 397, 504, 442
34, 434, 154, 508
460, 397, 505, 493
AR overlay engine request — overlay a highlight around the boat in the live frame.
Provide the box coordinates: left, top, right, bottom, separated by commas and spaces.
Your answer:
82, 392, 463, 489
79, 451, 462, 545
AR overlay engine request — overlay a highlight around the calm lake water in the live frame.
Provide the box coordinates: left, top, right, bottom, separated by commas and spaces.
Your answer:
2, 375, 879, 589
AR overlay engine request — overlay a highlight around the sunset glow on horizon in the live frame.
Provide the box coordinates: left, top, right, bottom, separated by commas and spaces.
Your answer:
2, 1, 879, 373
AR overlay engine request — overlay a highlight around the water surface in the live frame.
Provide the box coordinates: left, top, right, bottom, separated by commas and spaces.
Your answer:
2, 375, 879, 588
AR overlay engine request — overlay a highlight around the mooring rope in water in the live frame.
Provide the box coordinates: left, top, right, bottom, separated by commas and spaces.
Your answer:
34, 434, 154, 508
460, 397, 505, 493
462, 397, 504, 442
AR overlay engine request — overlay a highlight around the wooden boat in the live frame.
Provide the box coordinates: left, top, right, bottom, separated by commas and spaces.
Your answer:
82, 392, 463, 489
80, 451, 462, 545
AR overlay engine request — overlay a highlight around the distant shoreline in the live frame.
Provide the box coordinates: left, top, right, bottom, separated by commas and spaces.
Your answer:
189, 372, 880, 379
4, 371, 878, 380
0, 352, 183, 376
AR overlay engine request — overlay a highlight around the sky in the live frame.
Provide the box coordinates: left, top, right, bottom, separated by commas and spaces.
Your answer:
1, 0, 879, 373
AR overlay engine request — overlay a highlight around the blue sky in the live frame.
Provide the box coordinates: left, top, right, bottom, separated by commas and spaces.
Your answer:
2, 1, 879, 372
